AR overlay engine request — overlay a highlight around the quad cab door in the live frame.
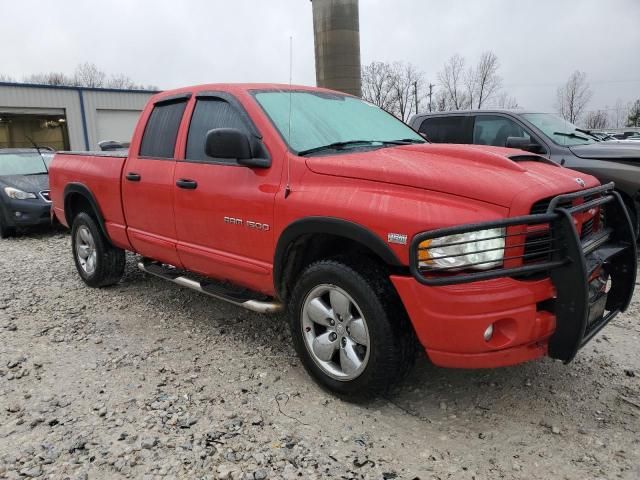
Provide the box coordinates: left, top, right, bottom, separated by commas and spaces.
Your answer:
173, 92, 279, 293
122, 95, 190, 266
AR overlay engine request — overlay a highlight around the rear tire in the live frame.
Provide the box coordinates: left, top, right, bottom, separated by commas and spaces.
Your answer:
71, 212, 125, 287
0, 213, 16, 239
288, 258, 415, 401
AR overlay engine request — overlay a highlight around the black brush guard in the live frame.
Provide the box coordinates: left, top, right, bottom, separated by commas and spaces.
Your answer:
409, 183, 637, 362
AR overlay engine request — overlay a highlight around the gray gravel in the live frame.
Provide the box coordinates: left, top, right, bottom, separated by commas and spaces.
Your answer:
1, 229, 639, 479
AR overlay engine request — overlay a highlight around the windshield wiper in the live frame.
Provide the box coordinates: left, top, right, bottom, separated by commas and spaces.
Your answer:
297, 140, 380, 156
575, 128, 602, 141
297, 138, 424, 156
553, 131, 590, 142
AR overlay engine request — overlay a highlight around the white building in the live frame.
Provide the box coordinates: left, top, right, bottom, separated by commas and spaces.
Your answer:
0, 82, 157, 151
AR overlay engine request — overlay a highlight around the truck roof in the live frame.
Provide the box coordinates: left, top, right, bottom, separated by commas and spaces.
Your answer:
151, 83, 348, 103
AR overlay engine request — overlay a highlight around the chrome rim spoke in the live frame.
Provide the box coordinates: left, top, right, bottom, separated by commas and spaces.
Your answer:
347, 318, 368, 346
329, 289, 351, 320
306, 297, 334, 327
312, 331, 339, 362
339, 339, 362, 375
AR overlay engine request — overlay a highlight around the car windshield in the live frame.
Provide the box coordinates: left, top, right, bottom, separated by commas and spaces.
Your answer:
253, 90, 424, 154
521, 113, 597, 146
0, 152, 48, 176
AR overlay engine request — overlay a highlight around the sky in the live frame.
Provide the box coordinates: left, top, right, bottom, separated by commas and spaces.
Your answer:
2, 0, 639, 113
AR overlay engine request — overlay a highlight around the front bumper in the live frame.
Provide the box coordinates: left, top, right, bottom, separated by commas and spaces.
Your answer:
1, 197, 51, 227
396, 183, 637, 368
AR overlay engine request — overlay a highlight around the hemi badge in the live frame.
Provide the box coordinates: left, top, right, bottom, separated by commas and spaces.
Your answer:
388, 233, 407, 245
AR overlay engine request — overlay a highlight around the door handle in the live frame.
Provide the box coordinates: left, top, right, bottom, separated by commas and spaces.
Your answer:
126, 172, 141, 182
176, 178, 198, 190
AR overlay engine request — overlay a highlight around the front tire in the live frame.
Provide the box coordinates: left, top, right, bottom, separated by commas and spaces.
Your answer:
71, 212, 125, 287
288, 259, 415, 401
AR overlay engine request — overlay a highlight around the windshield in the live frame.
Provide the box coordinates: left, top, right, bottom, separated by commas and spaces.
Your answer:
253, 90, 424, 154
521, 113, 596, 146
0, 152, 48, 176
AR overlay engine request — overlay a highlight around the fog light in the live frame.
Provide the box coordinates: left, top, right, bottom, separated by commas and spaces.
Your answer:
483, 324, 494, 341
15, 211, 22, 217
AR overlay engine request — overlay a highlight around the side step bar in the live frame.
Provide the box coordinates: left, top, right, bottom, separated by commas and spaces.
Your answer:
137, 260, 283, 314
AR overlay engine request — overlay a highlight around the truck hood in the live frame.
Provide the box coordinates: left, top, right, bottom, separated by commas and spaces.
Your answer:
0, 173, 49, 193
305, 144, 599, 208
569, 142, 640, 161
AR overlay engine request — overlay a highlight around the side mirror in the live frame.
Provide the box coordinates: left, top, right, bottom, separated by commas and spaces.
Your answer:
505, 136, 544, 154
205, 128, 271, 168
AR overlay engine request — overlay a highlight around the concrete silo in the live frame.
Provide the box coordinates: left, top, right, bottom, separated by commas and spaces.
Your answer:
311, 0, 361, 97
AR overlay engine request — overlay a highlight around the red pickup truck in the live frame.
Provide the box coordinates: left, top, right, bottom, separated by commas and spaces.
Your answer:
50, 84, 637, 399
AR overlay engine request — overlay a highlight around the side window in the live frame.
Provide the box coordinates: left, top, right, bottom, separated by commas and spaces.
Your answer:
186, 98, 249, 162
418, 116, 470, 143
473, 115, 530, 147
139, 99, 188, 158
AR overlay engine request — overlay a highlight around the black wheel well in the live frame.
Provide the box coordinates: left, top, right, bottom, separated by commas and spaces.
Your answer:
63, 184, 110, 241
276, 232, 407, 301
65, 192, 94, 224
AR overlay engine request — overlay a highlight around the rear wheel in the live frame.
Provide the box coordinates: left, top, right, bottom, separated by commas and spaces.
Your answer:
71, 212, 125, 287
288, 258, 415, 401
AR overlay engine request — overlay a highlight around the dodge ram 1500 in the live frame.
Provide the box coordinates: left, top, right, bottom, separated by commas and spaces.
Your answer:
50, 84, 637, 399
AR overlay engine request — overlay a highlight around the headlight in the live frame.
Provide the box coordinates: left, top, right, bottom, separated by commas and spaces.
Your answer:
418, 228, 505, 271
3, 187, 37, 200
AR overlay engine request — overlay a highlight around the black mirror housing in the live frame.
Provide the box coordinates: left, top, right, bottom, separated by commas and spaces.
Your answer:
505, 136, 543, 154
205, 128, 252, 160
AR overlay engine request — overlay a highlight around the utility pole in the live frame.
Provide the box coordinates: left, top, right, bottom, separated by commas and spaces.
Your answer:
413, 81, 419, 115
427, 83, 435, 112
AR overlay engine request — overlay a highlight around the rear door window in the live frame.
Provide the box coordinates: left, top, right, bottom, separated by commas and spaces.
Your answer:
418, 116, 471, 143
473, 115, 530, 147
186, 98, 250, 163
139, 99, 188, 158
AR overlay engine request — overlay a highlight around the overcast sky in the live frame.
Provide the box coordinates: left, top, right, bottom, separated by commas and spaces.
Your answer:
3, 0, 639, 113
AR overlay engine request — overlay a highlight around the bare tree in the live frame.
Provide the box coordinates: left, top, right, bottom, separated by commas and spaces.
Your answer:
73, 62, 106, 87
389, 62, 424, 122
23, 72, 72, 86
583, 110, 608, 129
361, 61, 396, 113
438, 54, 467, 110
627, 99, 640, 127
555, 70, 592, 124
472, 52, 502, 109
0, 74, 16, 82
494, 91, 519, 109
609, 98, 630, 128
107, 74, 137, 90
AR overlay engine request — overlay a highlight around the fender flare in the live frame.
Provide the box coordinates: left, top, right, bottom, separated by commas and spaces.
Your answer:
273, 216, 403, 296
63, 183, 110, 241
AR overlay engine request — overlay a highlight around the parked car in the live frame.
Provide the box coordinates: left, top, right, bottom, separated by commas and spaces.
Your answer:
49, 84, 636, 399
409, 111, 640, 234
0, 148, 52, 238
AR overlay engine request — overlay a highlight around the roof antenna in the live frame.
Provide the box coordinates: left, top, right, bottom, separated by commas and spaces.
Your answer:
284, 35, 293, 199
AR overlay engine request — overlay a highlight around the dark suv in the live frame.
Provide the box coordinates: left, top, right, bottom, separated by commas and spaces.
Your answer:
409, 111, 640, 233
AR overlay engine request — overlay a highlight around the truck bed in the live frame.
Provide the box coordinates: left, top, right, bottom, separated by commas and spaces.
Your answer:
49, 152, 132, 250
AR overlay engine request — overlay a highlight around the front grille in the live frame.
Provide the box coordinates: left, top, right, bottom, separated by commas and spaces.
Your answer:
581, 217, 594, 238
530, 197, 573, 215
522, 229, 553, 264
39, 190, 51, 202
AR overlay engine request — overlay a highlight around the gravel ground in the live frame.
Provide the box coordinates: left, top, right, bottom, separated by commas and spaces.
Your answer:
1, 229, 639, 480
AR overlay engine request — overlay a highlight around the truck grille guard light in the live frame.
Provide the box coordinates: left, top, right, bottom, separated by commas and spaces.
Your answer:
409, 183, 637, 362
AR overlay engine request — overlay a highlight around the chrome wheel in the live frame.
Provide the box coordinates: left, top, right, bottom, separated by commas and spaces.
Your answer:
301, 284, 370, 381
75, 225, 97, 275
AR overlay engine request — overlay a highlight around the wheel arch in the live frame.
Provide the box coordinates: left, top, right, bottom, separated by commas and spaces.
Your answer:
274, 217, 405, 300
63, 183, 111, 241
